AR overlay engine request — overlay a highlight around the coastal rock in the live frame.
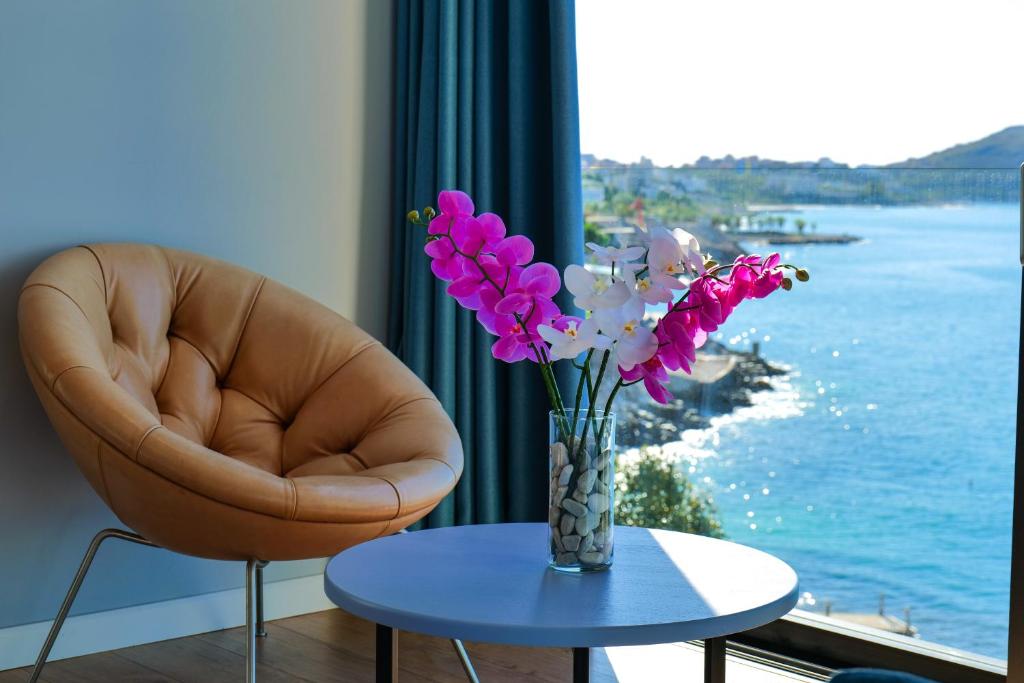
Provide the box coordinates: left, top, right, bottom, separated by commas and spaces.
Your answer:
561, 534, 582, 552
557, 465, 573, 487
550, 442, 569, 468
561, 498, 587, 518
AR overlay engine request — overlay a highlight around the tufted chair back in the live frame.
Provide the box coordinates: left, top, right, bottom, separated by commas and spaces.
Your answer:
19, 244, 462, 560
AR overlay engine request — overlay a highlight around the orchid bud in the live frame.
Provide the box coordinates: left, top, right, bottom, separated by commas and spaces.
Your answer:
795, 269, 810, 282
406, 210, 420, 223
781, 277, 793, 291
423, 206, 437, 219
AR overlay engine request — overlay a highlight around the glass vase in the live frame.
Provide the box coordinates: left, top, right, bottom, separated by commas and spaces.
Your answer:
548, 410, 615, 573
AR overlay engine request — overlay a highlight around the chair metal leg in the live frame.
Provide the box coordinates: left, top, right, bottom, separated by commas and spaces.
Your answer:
245, 559, 260, 683
255, 561, 268, 637
28, 528, 157, 683
450, 639, 480, 683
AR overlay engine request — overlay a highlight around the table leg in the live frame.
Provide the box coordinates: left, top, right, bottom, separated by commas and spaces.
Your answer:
572, 647, 590, 683
703, 637, 726, 683
376, 624, 396, 683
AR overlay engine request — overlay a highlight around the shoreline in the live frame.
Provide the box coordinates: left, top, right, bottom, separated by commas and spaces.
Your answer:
615, 341, 788, 450
735, 231, 861, 245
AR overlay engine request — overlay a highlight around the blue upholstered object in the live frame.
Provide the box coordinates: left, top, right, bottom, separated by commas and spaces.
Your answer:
831, 669, 937, 683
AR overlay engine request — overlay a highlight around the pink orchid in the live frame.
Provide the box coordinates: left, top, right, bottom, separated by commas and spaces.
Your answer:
428, 190, 475, 240
476, 213, 508, 246
424, 237, 466, 282
656, 309, 706, 374
620, 356, 674, 405
438, 189, 474, 217
689, 277, 733, 333
494, 235, 535, 266
446, 244, 529, 312
491, 315, 548, 363
409, 189, 805, 437
732, 253, 784, 299
686, 253, 784, 333
495, 262, 560, 318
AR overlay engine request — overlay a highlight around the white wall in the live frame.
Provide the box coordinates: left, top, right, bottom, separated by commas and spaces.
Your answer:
0, 0, 392, 660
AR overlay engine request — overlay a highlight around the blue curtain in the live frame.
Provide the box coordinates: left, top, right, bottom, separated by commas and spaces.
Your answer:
388, 0, 584, 527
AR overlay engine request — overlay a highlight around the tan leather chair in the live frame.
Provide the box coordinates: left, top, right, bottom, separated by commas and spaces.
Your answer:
18, 243, 463, 681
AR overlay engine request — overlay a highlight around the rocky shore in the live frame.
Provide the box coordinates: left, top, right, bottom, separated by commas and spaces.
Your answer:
613, 341, 787, 450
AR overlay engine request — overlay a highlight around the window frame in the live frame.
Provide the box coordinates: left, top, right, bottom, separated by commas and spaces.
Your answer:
731, 609, 1006, 683
1008, 163, 1024, 683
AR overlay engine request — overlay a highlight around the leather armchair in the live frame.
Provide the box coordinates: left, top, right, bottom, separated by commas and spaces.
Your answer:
18, 243, 463, 680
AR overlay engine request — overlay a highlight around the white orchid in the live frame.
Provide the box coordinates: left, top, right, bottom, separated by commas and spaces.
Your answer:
537, 317, 611, 361
623, 264, 674, 304
564, 264, 631, 311
672, 228, 705, 275
593, 296, 658, 371
646, 230, 687, 290
586, 242, 646, 266
645, 226, 705, 291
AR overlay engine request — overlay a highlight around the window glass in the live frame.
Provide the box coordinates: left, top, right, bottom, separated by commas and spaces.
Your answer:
578, 0, 1023, 660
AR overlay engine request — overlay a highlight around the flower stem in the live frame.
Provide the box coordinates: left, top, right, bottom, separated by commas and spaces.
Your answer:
576, 350, 609, 464
569, 349, 594, 453
595, 378, 625, 450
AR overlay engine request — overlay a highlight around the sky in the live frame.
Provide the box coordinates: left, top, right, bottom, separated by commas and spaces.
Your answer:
575, 0, 1024, 167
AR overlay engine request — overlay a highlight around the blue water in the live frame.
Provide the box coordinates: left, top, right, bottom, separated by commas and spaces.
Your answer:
688, 204, 1019, 659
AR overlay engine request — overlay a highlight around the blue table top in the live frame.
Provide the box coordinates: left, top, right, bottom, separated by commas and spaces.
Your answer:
324, 523, 799, 648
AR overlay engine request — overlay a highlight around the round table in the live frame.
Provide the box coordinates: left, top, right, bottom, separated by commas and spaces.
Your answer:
324, 523, 799, 683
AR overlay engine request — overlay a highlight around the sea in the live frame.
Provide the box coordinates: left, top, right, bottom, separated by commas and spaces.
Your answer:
674, 204, 1019, 660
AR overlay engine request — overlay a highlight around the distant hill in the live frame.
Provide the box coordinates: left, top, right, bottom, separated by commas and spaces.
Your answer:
888, 126, 1024, 169
581, 125, 1022, 206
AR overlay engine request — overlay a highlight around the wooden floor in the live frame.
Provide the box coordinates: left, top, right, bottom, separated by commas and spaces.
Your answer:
0, 608, 818, 682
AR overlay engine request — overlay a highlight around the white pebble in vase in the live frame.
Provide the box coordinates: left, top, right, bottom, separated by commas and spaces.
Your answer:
561, 534, 582, 552
575, 512, 594, 536
561, 498, 587, 518
578, 469, 598, 493
550, 442, 569, 468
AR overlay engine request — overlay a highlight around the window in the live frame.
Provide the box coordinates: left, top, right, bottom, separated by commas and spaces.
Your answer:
577, 0, 1023, 668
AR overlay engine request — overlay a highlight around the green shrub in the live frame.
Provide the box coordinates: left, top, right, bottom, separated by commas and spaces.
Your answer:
615, 448, 725, 538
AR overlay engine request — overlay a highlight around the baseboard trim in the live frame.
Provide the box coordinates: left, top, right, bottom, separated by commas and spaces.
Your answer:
0, 573, 335, 671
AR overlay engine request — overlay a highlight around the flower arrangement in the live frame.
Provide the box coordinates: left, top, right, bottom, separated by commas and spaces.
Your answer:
408, 189, 807, 570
